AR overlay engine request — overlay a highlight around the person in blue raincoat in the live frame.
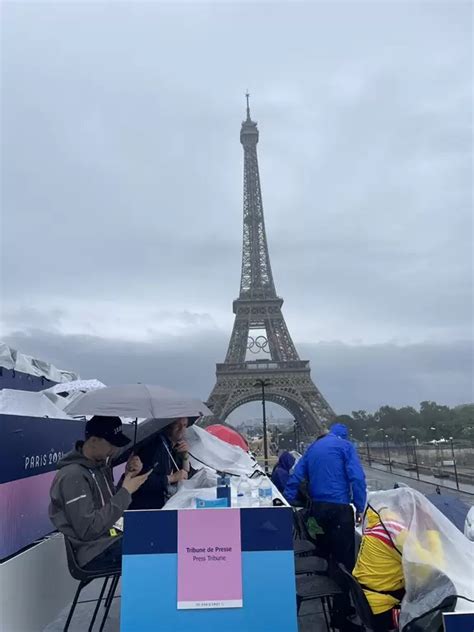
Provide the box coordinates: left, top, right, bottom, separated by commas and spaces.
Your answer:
271, 451, 296, 494
284, 423, 367, 631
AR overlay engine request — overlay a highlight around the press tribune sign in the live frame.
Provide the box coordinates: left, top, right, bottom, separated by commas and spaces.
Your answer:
177, 508, 243, 610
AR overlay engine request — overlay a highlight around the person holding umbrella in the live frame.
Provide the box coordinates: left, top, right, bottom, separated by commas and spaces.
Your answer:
64, 384, 212, 509
49, 416, 151, 571
128, 417, 192, 510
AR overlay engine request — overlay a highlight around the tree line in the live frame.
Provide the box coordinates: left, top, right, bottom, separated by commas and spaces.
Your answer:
334, 401, 474, 443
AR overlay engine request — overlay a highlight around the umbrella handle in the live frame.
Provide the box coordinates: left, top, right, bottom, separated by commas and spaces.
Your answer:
133, 418, 138, 451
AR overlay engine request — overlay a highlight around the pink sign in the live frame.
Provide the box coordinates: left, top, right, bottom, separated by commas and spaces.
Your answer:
177, 508, 243, 610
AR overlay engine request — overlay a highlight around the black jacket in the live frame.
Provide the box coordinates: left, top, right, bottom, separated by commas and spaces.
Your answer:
129, 433, 185, 510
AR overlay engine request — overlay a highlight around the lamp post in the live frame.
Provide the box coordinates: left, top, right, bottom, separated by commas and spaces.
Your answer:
294, 420, 298, 450
430, 426, 439, 462
402, 427, 410, 465
380, 428, 388, 463
365, 433, 372, 466
450, 437, 460, 490
412, 435, 420, 480
254, 379, 271, 474
276, 429, 282, 452
385, 434, 392, 473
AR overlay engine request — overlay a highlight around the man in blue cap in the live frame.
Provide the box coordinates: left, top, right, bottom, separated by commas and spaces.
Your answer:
284, 423, 366, 630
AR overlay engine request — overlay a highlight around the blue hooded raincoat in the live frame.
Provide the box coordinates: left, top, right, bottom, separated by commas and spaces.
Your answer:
271, 451, 296, 494
284, 423, 367, 513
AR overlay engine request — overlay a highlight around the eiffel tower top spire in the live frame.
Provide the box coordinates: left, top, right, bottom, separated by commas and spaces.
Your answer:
239, 96, 276, 299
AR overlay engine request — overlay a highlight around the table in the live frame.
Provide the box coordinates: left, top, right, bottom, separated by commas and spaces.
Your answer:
120, 506, 298, 632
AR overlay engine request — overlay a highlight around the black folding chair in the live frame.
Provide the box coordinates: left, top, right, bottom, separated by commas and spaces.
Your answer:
292, 507, 312, 538
63, 538, 121, 632
296, 574, 343, 631
293, 538, 318, 557
294, 554, 328, 576
337, 563, 376, 631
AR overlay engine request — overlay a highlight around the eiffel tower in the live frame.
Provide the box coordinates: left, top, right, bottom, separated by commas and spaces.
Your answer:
206, 96, 335, 438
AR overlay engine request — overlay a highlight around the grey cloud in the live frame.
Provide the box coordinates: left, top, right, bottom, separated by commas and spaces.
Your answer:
1, 2, 472, 408
4, 328, 229, 402
1, 307, 65, 332
4, 329, 472, 415
303, 339, 474, 413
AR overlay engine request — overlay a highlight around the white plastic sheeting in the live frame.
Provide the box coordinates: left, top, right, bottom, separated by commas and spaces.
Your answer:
465, 506, 474, 542
162, 469, 219, 510
163, 468, 286, 510
162, 426, 288, 510
43, 379, 106, 395
186, 424, 262, 477
367, 488, 474, 628
42, 381, 106, 418
0, 343, 78, 383
0, 389, 71, 419
42, 390, 87, 415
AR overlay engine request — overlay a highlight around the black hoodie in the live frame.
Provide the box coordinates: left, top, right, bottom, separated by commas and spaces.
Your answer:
49, 442, 131, 567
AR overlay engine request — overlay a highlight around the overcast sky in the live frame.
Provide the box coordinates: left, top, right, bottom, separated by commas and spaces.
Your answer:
1, 1, 472, 415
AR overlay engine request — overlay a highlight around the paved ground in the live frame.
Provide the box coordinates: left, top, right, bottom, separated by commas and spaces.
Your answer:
365, 463, 474, 505
43, 580, 121, 632
43, 580, 326, 631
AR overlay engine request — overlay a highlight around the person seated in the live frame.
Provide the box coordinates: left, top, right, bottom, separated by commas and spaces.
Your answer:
129, 417, 192, 510
353, 506, 406, 631
271, 451, 295, 494
353, 498, 444, 631
49, 416, 150, 571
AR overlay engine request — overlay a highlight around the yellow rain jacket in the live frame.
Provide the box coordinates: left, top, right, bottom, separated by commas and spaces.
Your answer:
353, 508, 443, 615
353, 508, 405, 614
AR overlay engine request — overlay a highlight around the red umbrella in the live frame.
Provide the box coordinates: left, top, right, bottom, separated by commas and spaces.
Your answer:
205, 424, 249, 451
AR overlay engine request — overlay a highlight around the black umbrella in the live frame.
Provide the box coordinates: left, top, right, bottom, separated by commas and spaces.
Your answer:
115, 414, 202, 465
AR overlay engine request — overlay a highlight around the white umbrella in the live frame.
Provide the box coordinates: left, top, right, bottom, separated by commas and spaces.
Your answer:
65, 384, 210, 418
64, 383, 212, 447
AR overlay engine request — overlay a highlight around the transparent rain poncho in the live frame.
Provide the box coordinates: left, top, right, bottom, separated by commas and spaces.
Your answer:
185, 424, 263, 477
366, 488, 474, 630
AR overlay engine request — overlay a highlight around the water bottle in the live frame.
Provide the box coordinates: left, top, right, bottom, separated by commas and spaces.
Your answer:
216, 472, 231, 507
237, 477, 252, 508
258, 476, 273, 507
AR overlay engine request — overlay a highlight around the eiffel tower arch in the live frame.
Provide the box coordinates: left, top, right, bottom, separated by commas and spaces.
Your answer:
206, 97, 335, 438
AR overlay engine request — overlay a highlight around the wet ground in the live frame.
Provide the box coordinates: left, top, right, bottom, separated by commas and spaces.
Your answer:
43, 579, 327, 632
365, 463, 474, 505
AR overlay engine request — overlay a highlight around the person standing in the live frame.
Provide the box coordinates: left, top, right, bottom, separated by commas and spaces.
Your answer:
284, 423, 366, 631
129, 417, 191, 510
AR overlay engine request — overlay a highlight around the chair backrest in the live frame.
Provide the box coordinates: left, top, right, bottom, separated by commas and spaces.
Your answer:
292, 507, 314, 542
337, 563, 375, 630
292, 508, 304, 539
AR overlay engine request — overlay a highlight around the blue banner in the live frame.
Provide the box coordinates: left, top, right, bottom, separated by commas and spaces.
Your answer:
0, 367, 57, 392
0, 414, 85, 484
443, 612, 474, 632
